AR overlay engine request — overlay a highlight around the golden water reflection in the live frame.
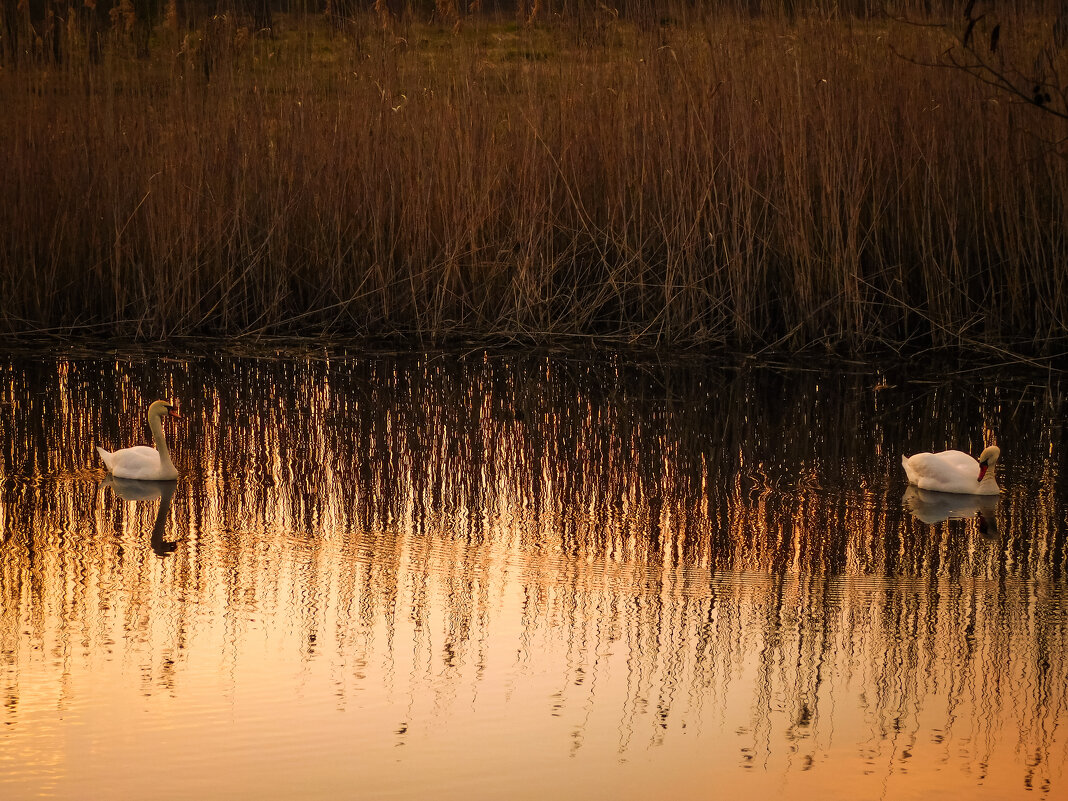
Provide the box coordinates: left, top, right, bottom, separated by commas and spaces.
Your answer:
0, 351, 1065, 799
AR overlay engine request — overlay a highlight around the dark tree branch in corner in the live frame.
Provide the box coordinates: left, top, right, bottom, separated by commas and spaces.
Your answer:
898, 1, 1068, 124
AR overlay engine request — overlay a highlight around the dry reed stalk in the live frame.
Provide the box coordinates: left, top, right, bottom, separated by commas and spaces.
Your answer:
0, 11, 1065, 351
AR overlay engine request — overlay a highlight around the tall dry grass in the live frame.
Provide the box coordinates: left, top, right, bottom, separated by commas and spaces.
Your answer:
0, 10, 1066, 350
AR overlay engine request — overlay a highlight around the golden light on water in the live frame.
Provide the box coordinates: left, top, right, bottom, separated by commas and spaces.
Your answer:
0, 351, 1065, 799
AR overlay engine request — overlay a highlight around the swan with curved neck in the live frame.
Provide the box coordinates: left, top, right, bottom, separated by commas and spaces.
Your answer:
96, 400, 181, 480
901, 445, 1001, 495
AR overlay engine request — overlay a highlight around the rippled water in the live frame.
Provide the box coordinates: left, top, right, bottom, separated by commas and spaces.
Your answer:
0, 348, 1065, 800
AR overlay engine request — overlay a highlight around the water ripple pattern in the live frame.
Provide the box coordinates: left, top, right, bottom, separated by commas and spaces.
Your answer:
0, 350, 1065, 800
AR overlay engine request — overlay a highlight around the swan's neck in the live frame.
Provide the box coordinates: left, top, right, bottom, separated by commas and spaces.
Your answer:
149, 413, 176, 472
979, 465, 1000, 492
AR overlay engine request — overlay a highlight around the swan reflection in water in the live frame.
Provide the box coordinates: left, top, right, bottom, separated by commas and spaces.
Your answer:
903, 485, 999, 539
103, 476, 179, 555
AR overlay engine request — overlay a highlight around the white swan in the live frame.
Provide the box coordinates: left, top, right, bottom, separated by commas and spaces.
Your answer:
96, 400, 181, 480
901, 445, 1001, 495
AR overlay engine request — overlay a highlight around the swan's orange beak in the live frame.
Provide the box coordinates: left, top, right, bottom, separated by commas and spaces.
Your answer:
168, 407, 183, 422
978, 464, 988, 482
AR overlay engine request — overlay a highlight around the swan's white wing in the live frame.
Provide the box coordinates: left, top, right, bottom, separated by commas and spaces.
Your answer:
104, 445, 166, 479
903, 450, 981, 493
96, 446, 115, 471
904, 450, 974, 478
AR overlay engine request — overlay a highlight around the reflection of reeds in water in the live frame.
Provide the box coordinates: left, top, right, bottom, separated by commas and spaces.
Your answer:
0, 351, 1065, 787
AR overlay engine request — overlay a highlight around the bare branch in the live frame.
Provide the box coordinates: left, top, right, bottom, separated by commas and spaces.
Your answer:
895, 5, 1068, 124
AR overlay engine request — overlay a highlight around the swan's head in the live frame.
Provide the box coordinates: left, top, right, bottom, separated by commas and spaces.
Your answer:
148, 400, 181, 421
977, 445, 1000, 482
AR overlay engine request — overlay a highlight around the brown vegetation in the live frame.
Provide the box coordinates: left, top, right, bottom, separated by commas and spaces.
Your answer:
0, 5, 1066, 350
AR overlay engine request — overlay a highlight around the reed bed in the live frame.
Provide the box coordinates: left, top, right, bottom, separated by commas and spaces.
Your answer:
1, 10, 1066, 351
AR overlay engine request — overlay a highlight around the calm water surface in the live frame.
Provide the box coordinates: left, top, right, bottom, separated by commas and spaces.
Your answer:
0, 348, 1065, 800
